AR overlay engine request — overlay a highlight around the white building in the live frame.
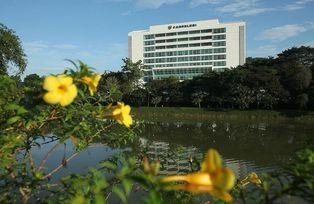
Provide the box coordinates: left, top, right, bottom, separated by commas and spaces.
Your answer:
128, 19, 246, 81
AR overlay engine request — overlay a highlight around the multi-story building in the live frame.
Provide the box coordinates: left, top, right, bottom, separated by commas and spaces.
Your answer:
128, 19, 245, 81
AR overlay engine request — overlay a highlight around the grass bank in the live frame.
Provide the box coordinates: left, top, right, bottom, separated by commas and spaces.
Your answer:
132, 107, 314, 124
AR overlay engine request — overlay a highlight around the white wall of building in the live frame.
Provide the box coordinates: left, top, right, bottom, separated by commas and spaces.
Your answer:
128, 19, 246, 80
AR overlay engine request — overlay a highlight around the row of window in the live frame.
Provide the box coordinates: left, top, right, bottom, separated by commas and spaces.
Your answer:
147, 61, 225, 67
153, 62, 212, 68
144, 28, 226, 39
154, 75, 196, 80
213, 61, 226, 66
144, 41, 226, 51
143, 48, 226, 58
153, 67, 211, 75
144, 55, 226, 64
145, 35, 225, 45
144, 41, 226, 50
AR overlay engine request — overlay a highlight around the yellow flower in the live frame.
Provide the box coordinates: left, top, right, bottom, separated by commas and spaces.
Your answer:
241, 172, 262, 186
143, 156, 161, 175
112, 102, 133, 128
248, 172, 262, 185
81, 74, 101, 96
43, 75, 77, 106
163, 149, 235, 202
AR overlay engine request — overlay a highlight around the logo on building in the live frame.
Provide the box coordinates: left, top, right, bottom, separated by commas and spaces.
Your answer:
167, 24, 197, 30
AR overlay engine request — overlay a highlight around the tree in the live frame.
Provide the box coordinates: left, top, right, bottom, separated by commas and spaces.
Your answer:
276, 46, 314, 68
191, 91, 208, 108
23, 73, 41, 88
151, 96, 162, 107
98, 76, 122, 103
0, 23, 27, 75
120, 58, 143, 93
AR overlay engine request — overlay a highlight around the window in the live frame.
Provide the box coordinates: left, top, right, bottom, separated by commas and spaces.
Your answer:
178, 44, 188, 48
201, 36, 212, 40
144, 53, 154, 58
178, 31, 188, 35
167, 57, 177, 62
144, 41, 155, 46
156, 40, 165, 43
156, 58, 166, 63
213, 55, 226, 60
201, 29, 212, 33
166, 32, 177, 36
201, 42, 212, 46
213, 48, 226, 53
212, 41, 226, 47
178, 38, 188, 42
190, 43, 200, 47
189, 50, 200, 55
214, 61, 226, 66
144, 59, 155, 64
166, 45, 177, 49
155, 33, 165, 37
155, 52, 165, 57
189, 37, 200, 41
213, 34, 226, 40
189, 30, 200, 34
201, 49, 212, 54
156, 46, 165, 50
166, 51, 176, 56
144, 34, 154, 40
166, 39, 177, 43
201, 55, 212, 60
144, 47, 155, 52
189, 56, 200, 61
178, 50, 188, 55
178, 57, 189, 62
213, 28, 226, 33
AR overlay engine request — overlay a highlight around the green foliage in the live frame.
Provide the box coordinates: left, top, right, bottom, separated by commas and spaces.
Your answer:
0, 61, 137, 203
232, 148, 314, 203
0, 23, 27, 75
1, 53, 314, 203
124, 46, 314, 110
191, 91, 208, 108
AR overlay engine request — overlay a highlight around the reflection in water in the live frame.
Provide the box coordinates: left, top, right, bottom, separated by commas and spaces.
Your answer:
29, 120, 312, 182
137, 120, 312, 178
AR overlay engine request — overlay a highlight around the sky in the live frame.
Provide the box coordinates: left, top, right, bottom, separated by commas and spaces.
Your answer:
0, 0, 314, 76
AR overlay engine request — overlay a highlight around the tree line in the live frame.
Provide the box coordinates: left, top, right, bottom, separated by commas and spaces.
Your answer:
95, 46, 314, 110
21, 46, 314, 110
1, 22, 313, 110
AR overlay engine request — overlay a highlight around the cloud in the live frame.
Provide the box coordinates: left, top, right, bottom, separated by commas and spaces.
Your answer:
248, 45, 277, 57
24, 41, 77, 54
216, 0, 275, 17
259, 24, 312, 41
135, 0, 183, 9
302, 41, 314, 47
52, 43, 77, 50
283, 0, 314, 11
232, 7, 275, 17
189, 0, 224, 8
121, 10, 132, 16
188, 0, 313, 16
24, 41, 49, 53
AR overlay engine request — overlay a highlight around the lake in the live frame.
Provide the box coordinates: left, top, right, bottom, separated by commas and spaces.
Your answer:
32, 115, 313, 182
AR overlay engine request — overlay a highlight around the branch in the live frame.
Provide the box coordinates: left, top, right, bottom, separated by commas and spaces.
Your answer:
43, 152, 79, 179
38, 142, 61, 171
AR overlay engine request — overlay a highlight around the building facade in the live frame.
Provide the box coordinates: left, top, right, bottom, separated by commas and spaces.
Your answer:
128, 19, 245, 81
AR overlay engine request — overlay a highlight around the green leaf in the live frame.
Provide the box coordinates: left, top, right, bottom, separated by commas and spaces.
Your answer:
112, 186, 127, 204
122, 179, 133, 195
7, 116, 21, 124
99, 161, 117, 170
